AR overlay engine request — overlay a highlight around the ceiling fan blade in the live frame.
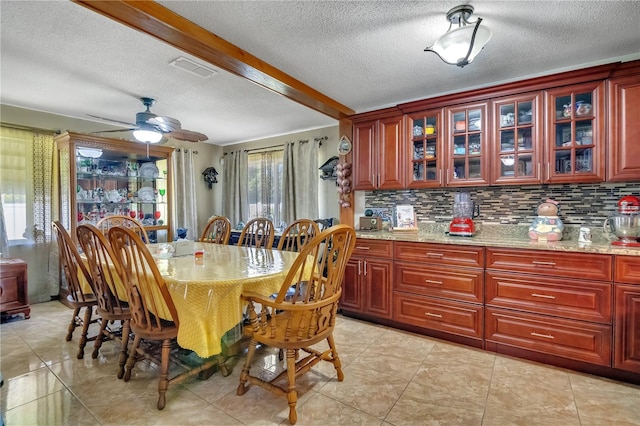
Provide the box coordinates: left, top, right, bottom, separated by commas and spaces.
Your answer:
148, 116, 181, 133
91, 128, 137, 134
87, 114, 137, 127
169, 129, 209, 142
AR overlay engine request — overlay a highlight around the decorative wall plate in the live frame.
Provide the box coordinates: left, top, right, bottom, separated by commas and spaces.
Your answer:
338, 135, 352, 155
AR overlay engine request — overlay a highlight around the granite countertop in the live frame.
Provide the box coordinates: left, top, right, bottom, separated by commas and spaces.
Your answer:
355, 223, 640, 257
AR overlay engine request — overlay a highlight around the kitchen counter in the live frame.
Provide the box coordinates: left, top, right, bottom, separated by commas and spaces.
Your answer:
355, 224, 640, 256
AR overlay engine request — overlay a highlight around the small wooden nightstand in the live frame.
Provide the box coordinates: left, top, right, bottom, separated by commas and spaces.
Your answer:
0, 258, 30, 319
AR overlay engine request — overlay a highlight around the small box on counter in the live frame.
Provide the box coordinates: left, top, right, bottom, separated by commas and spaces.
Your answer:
359, 216, 383, 231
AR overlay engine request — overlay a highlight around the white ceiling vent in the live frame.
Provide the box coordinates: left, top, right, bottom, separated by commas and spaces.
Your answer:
169, 57, 218, 78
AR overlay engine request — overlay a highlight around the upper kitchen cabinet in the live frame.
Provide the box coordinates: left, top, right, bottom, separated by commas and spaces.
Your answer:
491, 93, 544, 184
55, 132, 174, 243
544, 81, 606, 183
607, 74, 640, 181
445, 102, 490, 186
352, 111, 405, 190
406, 109, 443, 188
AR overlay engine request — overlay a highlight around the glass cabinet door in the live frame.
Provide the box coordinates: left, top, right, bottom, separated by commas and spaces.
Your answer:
545, 82, 605, 183
407, 109, 442, 188
446, 103, 489, 186
492, 93, 543, 184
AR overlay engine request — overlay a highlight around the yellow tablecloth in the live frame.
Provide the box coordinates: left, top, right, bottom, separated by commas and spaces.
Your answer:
151, 243, 301, 358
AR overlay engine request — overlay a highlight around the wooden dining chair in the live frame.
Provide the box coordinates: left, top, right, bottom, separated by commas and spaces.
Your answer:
237, 217, 275, 248
199, 216, 231, 244
52, 221, 99, 360
237, 225, 356, 425
97, 215, 149, 243
276, 219, 320, 252
108, 226, 227, 410
76, 224, 131, 378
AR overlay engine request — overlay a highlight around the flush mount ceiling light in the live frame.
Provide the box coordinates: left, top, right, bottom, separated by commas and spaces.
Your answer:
77, 147, 103, 158
425, 4, 492, 68
133, 126, 163, 144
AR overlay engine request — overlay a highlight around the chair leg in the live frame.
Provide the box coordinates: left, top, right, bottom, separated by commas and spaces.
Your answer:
326, 334, 344, 381
123, 333, 141, 382
77, 306, 94, 359
91, 317, 109, 359
236, 337, 258, 396
66, 307, 80, 341
157, 339, 171, 410
117, 320, 130, 379
285, 349, 298, 425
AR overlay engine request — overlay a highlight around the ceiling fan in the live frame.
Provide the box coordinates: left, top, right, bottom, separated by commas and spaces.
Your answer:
89, 97, 208, 143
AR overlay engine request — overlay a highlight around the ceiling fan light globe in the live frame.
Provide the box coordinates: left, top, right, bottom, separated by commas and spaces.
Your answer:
133, 129, 163, 143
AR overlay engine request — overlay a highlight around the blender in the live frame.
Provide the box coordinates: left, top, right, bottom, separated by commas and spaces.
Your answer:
449, 192, 480, 237
604, 195, 640, 247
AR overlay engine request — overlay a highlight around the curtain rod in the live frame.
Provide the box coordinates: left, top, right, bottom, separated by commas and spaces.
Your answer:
243, 136, 327, 153
1, 122, 61, 135
174, 148, 198, 154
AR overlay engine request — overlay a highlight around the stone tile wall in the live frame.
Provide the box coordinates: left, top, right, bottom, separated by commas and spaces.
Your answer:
365, 182, 640, 227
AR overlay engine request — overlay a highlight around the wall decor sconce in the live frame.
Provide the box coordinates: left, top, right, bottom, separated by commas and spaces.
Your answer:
202, 167, 218, 188
425, 4, 492, 68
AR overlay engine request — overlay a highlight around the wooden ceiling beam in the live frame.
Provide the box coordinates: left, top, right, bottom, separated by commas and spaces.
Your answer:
73, 0, 354, 120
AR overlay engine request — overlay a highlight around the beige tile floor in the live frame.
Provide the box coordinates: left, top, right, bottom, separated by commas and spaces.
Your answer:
1, 301, 639, 425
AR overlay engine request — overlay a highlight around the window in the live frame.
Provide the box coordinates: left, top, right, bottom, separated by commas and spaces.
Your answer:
247, 150, 283, 225
0, 127, 34, 245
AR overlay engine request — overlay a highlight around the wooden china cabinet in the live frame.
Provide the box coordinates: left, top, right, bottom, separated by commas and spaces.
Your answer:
352, 110, 405, 190
491, 93, 544, 184
406, 109, 443, 188
445, 102, 490, 186
55, 132, 174, 243
543, 81, 606, 183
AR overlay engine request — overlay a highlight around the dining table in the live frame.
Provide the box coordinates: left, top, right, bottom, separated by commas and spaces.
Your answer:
148, 242, 303, 359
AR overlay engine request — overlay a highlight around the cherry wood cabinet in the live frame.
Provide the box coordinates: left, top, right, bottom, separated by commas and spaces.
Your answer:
614, 255, 640, 373
340, 239, 393, 319
393, 242, 485, 342
0, 258, 30, 319
406, 109, 444, 188
445, 102, 490, 186
607, 74, 640, 181
490, 93, 544, 184
485, 247, 613, 367
543, 81, 606, 183
352, 114, 405, 190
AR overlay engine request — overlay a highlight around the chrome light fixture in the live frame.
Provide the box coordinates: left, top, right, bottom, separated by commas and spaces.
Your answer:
133, 126, 163, 144
425, 4, 492, 68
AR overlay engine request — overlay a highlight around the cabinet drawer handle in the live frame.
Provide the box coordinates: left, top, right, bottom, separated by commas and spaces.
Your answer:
531, 261, 556, 266
531, 332, 554, 339
425, 279, 443, 285
425, 312, 443, 318
358, 260, 361, 275
426, 252, 444, 258
531, 293, 556, 299
355, 246, 370, 250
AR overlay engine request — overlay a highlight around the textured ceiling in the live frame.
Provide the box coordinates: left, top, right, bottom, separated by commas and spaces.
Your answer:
1, 1, 639, 146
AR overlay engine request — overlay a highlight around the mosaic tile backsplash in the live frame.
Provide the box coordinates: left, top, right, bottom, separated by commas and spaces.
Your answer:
365, 182, 640, 228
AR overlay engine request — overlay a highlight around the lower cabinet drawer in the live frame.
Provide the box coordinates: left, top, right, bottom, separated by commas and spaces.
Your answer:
394, 293, 483, 340
485, 307, 612, 366
395, 263, 483, 303
485, 272, 612, 324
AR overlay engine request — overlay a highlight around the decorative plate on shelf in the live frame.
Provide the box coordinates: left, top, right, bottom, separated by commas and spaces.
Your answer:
138, 162, 159, 178
137, 186, 156, 202
337, 135, 352, 155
